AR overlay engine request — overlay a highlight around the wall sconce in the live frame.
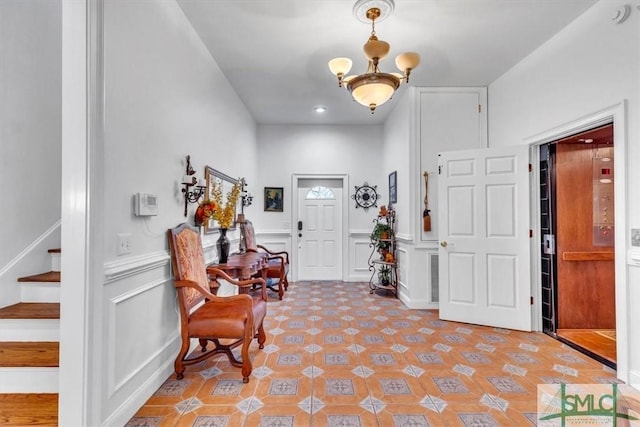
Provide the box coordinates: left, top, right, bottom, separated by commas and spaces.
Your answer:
181, 155, 206, 217
240, 178, 253, 215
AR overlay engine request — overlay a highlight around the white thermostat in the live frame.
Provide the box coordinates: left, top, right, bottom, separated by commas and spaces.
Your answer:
134, 192, 158, 216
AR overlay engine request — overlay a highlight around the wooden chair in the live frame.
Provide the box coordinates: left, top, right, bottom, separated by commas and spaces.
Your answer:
167, 223, 267, 383
240, 219, 289, 300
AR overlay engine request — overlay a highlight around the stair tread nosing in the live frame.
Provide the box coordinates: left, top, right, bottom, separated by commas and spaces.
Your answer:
17, 271, 60, 283
0, 342, 59, 367
0, 303, 60, 319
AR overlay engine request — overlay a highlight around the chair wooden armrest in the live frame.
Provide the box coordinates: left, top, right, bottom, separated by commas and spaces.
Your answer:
174, 279, 254, 307
247, 248, 286, 264
256, 245, 289, 264
174, 279, 218, 300
208, 266, 267, 301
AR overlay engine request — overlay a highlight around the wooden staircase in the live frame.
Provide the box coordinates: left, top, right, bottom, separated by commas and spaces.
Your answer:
0, 249, 60, 425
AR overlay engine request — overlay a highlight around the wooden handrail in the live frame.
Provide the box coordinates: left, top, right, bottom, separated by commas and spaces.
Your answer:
562, 251, 614, 261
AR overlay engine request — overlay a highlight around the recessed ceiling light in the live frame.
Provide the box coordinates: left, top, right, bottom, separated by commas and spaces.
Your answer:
314, 106, 327, 113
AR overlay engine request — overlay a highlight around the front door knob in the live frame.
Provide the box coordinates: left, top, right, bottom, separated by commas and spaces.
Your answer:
440, 241, 448, 247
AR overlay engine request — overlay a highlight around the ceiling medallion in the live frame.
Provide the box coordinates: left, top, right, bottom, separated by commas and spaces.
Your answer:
328, 0, 420, 113
353, 0, 395, 23
352, 182, 379, 211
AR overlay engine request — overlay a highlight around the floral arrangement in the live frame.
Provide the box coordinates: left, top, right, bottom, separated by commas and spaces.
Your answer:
195, 179, 242, 229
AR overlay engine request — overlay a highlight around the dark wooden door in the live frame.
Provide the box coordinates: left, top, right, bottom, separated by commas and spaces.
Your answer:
555, 138, 615, 329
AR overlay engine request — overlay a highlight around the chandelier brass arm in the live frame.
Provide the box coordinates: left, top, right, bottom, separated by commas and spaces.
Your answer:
328, 0, 420, 113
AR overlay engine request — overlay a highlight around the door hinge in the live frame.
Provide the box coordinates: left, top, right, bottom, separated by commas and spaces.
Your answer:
438, 165, 442, 175
529, 163, 532, 172
529, 229, 533, 238
478, 104, 482, 113
530, 296, 534, 305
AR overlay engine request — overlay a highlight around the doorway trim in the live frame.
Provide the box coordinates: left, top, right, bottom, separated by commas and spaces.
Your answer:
525, 101, 628, 383
291, 173, 349, 282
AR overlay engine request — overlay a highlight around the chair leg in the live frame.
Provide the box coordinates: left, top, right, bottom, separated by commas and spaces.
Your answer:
284, 274, 289, 291
257, 323, 266, 349
174, 336, 190, 380
240, 338, 252, 383
278, 272, 284, 300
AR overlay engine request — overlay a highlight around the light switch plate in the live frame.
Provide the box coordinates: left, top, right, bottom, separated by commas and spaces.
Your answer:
117, 233, 132, 255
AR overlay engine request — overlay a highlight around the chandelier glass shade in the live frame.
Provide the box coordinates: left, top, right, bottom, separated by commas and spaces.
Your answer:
328, 0, 420, 113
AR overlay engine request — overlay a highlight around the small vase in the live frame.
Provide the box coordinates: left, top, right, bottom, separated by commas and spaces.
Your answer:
217, 228, 230, 264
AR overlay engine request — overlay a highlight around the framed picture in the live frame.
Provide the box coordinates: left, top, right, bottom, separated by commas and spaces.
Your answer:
388, 171, 397, 204
264, 187, 284, 212
203, 166, 241, 233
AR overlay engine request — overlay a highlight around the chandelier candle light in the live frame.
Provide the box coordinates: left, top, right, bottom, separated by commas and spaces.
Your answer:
328, 0, 420, 113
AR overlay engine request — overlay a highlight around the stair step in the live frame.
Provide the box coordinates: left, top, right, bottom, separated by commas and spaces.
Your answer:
20, 282, 60, 303
0, 342, 59, 367
0, 318, 59, 342
0, 393, 58, 426
0, 303, 60, 319
0, 343, 59, 393
0, 304, 60, 341
17, 272, 60, 283
48, 249, 61, 273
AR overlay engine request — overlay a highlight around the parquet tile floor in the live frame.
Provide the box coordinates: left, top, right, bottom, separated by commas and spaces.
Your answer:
126, 281, 620, 426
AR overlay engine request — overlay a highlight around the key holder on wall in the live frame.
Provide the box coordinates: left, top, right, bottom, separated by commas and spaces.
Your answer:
423, 171, 431, 232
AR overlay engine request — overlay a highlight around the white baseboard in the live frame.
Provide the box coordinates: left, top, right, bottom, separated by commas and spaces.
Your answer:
629, 370, 640, 390
0, 367, 58, 393
398, 292, 438, 310
102, 357, 175, 427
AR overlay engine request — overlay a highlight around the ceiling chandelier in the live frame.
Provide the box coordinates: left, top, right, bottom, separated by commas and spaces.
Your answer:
328, 0, 420, 113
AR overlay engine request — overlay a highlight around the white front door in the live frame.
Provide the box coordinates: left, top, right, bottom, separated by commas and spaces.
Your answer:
297, 180, 343, 280
438, 146, 532, 331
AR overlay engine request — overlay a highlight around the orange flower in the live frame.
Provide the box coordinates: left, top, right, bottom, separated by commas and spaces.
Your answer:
195, 200, 216, 226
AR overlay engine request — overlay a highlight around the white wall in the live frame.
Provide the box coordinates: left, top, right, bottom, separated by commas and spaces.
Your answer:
256, 125, 385, 280
104, 2, 257, 261
0, 1, 62, 306
100, 1, 257, 424
488, 0, 639, 385
382, 90, 414, 300
383, 90, 413, 237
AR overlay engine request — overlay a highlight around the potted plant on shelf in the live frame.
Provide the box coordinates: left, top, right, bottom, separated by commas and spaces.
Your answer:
378, 265, 392, 286
371, 222, 392, 258
370, 222, 392, 241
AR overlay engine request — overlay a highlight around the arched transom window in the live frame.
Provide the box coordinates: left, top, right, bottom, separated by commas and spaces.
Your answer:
305, 186, 335, 200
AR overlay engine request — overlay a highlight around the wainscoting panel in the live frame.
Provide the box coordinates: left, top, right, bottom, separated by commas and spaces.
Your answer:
101, 252, 180, 425
108, 277, 178, 397
348, 230, 372, 282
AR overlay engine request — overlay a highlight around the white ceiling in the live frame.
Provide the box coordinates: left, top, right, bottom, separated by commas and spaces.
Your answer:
177, 0, 597, 125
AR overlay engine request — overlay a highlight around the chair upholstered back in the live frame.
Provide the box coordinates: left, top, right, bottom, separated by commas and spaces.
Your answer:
239, 218, 289, 300
168, 223, 209, 312
241, 220, 258, 252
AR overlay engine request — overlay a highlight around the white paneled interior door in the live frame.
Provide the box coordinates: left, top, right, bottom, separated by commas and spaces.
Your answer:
297, 180, 343, 280
438, 146, 531, 331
